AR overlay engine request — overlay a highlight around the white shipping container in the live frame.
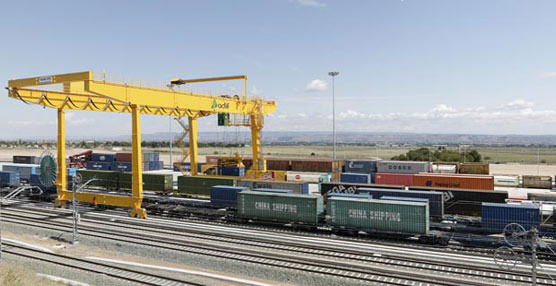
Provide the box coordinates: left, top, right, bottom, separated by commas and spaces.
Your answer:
494, 174, 520, 187
432, 164, 457, 173
286, 171, 330, 183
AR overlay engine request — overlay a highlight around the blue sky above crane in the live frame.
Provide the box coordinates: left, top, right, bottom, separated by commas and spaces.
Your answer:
1, 0, 555, 138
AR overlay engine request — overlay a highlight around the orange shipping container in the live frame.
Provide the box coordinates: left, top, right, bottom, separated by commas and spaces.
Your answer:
413, 174, 494, 190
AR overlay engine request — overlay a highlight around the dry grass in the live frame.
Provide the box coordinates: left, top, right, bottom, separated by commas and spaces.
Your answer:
0, 263, 65, 286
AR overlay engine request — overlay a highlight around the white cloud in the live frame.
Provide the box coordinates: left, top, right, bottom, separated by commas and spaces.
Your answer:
251, 85, 263, 96
264, 99, 556, 134
305, 79, 328, 92
504, 99, 534, 109
539, 71, 556, 79
294, 0, 326, 7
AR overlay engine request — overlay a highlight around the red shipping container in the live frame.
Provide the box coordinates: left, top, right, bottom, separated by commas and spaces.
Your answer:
116, 153, 132, 162
375, 173, 414, 186
413, 174, 494, 190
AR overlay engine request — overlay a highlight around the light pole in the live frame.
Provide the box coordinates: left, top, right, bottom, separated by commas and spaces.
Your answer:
328, 71, 339, 160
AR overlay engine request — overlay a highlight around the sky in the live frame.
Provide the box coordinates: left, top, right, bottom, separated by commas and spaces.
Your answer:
1, 0, 556, 139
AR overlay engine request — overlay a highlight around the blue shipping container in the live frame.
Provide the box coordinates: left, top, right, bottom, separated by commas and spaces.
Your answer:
345, 160, 378, 174
481, 203, 540, 231
86, 161, 112, 170
220, 167, 245, 177
358, 187, 444, 219
210, 185, 249, 207
91, 153, 116, 162
0, 171, 20, 187
111, 162, 132, 172
2, 164, 39, 180
327, 193, 372, 199
173, 162, 204, 172
341, 173, 371, 184
253, 188, 293, 194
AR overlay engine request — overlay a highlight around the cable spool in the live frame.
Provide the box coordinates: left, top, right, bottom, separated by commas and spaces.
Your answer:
38, 151, 57, 187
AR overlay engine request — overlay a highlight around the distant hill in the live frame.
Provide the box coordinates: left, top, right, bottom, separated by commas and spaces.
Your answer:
98, 131, 556, 146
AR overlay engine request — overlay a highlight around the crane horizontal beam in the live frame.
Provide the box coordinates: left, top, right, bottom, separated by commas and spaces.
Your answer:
170, 75, 247, 85
8, 71, 276, 115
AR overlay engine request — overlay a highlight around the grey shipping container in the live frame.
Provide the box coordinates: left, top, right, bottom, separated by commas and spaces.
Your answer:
237, 191, 324, 226
210, 185, 249, 207
376, 161, 430, 174
358, 187, 443, 219
481, 203, 540, 231
522, 175, 552, 189
345, 160, 378, 174
327, 197, 429, 235
237, 179, 309, 194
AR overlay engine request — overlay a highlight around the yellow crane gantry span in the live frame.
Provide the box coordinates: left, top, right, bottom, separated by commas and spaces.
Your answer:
7, 71, 276, 218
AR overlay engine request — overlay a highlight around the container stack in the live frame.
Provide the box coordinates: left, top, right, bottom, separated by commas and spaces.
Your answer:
86, 152, 163, 172
344, 160, 378, 183
375, 160, 429, 186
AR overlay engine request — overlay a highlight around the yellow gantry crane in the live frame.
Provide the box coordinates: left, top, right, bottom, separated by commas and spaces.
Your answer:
7, 71, 276, 218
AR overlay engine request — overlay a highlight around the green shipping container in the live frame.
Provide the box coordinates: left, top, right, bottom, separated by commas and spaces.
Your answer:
327, 197, 429, 235
77, 170, 119, 189
119, 173, 173, 192
177, 176, 236, 196
238, 191, 324, 226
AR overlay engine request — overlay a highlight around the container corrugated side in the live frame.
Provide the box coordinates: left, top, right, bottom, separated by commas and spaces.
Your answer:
522, 175, 552, 189
376, 161, 430, 174
237, 191, 324, 225
481, 203, 540, 230
77, 169, 119, 189
341, 173, 371, 184
177, 176, 236, 196
0, 171, 20, 187
286, 171, 331, 183
459, 163, 489, 175
375, 173, 414, 186
327, 197, 429, 235
210, 185, 249, 207
13, 155, 38, 164
413, 174, 494, 190
494, 174, 520, 187
358, 187, 443, 219
345, 160, 378, 174
237, 180, 308, 194
2, 164, 40, 180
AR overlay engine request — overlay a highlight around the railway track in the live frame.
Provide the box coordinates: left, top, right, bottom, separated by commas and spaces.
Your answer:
2, 242, 206, 286
4, 196, 516, 260
2, 205, 555, 285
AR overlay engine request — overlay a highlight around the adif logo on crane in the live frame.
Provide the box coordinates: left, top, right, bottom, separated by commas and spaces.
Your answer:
211, 99, 230, 110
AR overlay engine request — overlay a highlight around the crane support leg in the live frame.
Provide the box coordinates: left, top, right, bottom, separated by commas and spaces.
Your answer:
250, 114, 265, 173
57, 108, 68, 208
129, 105, 147, 218
188, 116, 199, 176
